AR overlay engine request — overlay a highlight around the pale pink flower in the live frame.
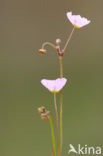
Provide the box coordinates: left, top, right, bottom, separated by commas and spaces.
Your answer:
41, 78, 67, 93
66, 12, 91, 28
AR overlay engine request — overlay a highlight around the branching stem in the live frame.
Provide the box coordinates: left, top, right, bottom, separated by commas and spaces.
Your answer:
63, 27, 75, 53
59, 27, 75, 153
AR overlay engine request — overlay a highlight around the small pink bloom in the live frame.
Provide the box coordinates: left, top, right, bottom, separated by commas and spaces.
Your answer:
41, 78, 67, 93
66, 12, 91, 28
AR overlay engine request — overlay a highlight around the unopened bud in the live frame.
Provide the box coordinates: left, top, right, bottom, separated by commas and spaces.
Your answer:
38, 49, 47, 54
38, 106, 46, 113
56, 39, 61, 45
41, 111, 51, 121
41, 112, 50, 121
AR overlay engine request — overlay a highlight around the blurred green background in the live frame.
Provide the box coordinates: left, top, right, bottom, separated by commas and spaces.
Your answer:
0, 0, 103, 155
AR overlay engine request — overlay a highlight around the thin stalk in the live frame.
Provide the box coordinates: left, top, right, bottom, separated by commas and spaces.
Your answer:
49, 115, 57, 156
54, 93, 60, 156
42, 42, 57, 51
59, 27, 75, 152
59, 56, 63, 78
63, 27, 75, 53
59, 56, 63, 152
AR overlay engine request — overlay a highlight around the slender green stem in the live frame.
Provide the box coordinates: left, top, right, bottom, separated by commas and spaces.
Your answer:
59, 27, 75, 152
60, 91, 63, 152
63, 27, 75, 53
49, 115, 57, 156
59, 56, 63, 152
54, 93, 60, 156
42, 42, 57, 51
59, 56, 63, 78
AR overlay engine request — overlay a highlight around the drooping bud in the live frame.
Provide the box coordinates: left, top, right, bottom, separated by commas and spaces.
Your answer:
38, 49, 47, 54
56, 39, 61, 45
41, 111, 51, 121
38, 106, 46, 113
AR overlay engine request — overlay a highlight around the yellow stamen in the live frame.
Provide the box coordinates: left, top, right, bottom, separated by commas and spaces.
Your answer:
73, 25, 80, 28
50, 90, 59, 93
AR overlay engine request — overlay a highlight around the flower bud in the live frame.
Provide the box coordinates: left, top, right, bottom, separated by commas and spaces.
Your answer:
38, 106, 46, 113
56, 39, 61, 45
38, 49, 47, 54
41, 111, 50, 121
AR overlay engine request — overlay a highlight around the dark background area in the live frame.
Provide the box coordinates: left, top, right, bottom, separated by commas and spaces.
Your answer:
0, 0, 103, 155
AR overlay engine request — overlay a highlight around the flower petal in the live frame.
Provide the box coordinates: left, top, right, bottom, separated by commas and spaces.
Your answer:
66, 12, 91, 28
41, 78, 67, 93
